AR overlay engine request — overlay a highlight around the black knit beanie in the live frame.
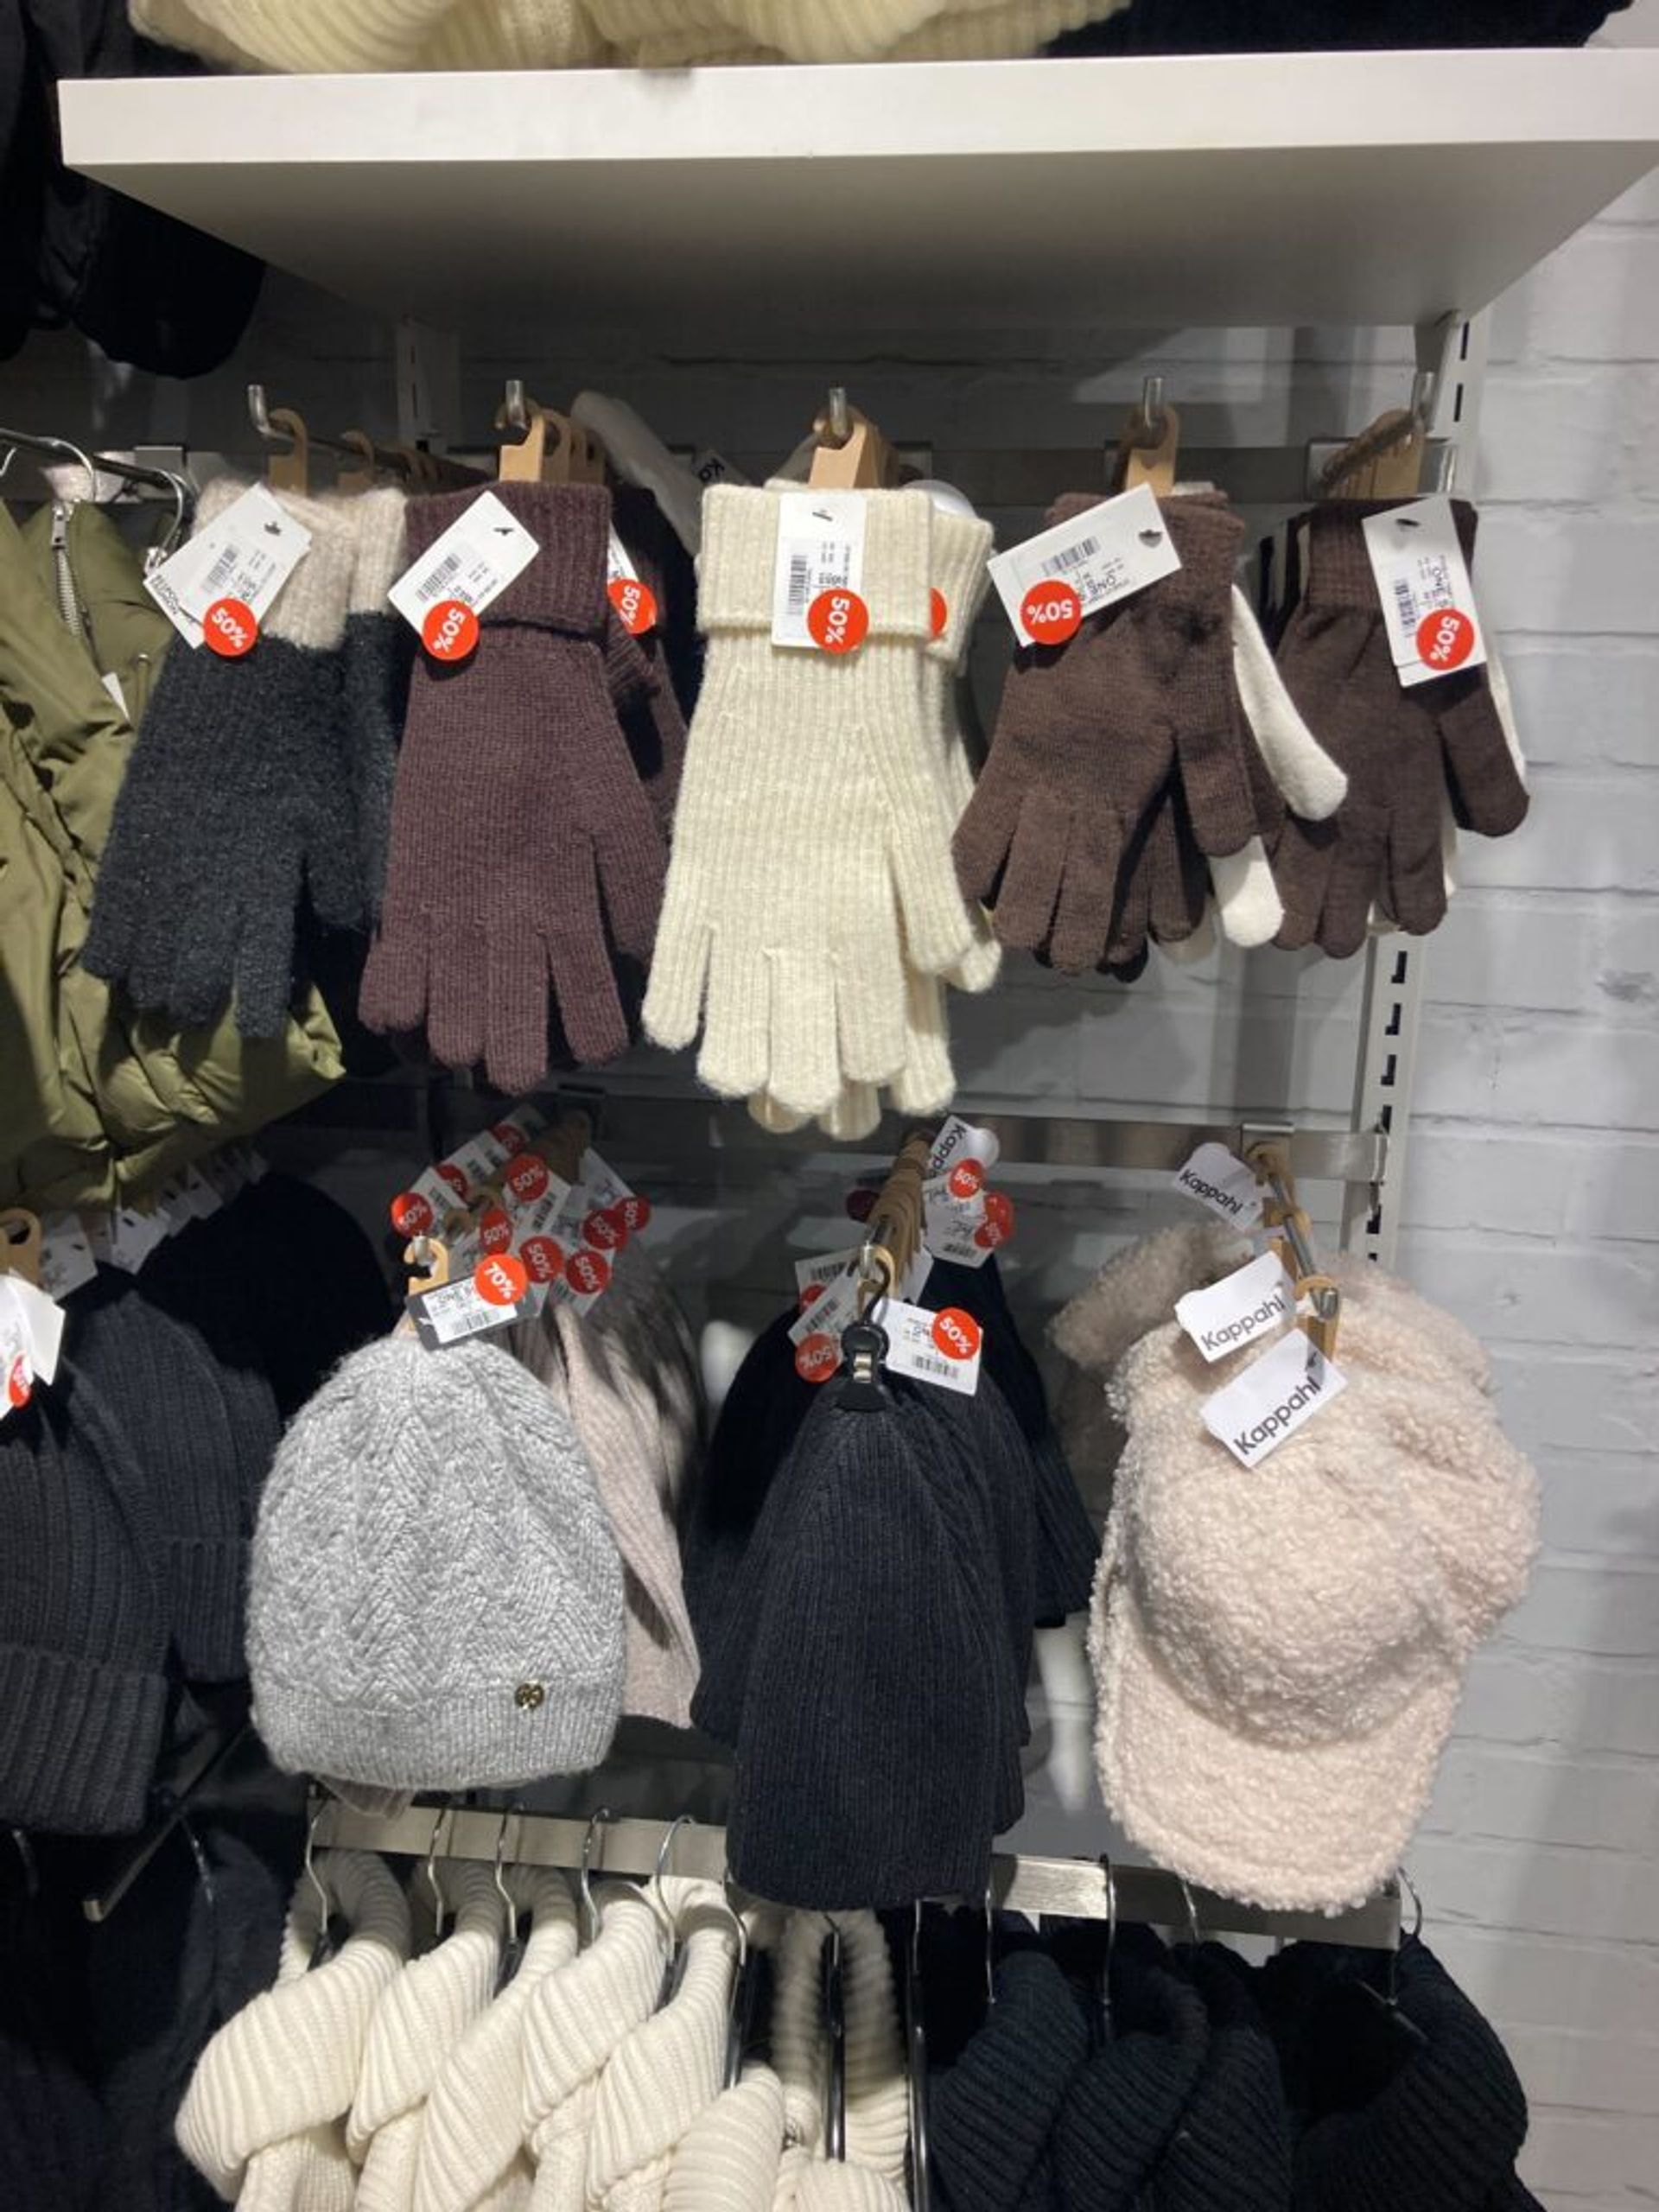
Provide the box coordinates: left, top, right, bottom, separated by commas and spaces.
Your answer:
1279, 1940, 1539, 2212
0, 1370, 170, 1835
931, 1946, 1089, 2212
722, 1391, 1003, 1909
1153, 1946, 1294, 2210
65, 1275, 252, 1685
1046, 0, 1628, 53
1053, 1934, 1211, 2212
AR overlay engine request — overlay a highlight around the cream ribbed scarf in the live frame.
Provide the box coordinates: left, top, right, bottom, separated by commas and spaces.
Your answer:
348, 1860, 507, 2211
584, 1887, 739, 2212
523, 1880, 669, 2212
412, 1867, 580, 2212
664, 2065, 785, 2212
176, 1848, 412, 2202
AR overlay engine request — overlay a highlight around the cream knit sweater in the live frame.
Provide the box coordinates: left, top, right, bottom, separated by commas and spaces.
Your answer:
348, 1860, 507, 2211
176, 1849, 412, 2202
131, 0, 1128, 69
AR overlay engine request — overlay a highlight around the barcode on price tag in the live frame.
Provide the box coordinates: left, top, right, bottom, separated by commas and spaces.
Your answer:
988, 485, 1182, 645
771, 492, 868, 649
144, 485, 314, 648
1360, 496, 1488, 690
387, 491, 541, 635
883, 1300, 982, 1396
407, 1275, 526, 1350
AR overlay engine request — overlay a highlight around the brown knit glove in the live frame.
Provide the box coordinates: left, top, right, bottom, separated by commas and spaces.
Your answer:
953, 493, 1255, 975
1271, 499, 1529, 957
358, 483, 666, 1090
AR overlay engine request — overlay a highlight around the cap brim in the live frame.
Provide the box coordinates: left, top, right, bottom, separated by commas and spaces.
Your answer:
1096, 1578, 1459, 1914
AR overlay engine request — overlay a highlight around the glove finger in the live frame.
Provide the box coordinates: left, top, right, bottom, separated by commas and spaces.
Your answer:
1104, 829, 1153, 976
425, 920, 490, 1076
944, 917, 1001, 995
748, 1091, 811, 1135
989, 791, 1071, 955
1383, 793, 1451, 940
764, 950, 843, 1121
1319, 820, 1388, 959
545, 841, 632, 1068
1147, 785, 1212, 946
301, 753, 370, 934
835, 923, 908, 1087
1049, 808, 1125, 976
950, 754, 1024, 908
1271, 817, 1337, 952
592, 811, 666, 963
483, 917, 555, 1096
816, 1083, 885, 1143
226, 882, 306, 1041
641, 883, 712, 1053
887, 794, 976, 979
359, 907, 435, 1040
696, 938, 772, 1102
1173, 721, 1259, 859
1209, 838, 1283, 950
168, 837, 297, 1033
889, 969, 954, 1116
1436, 676, 1530, 837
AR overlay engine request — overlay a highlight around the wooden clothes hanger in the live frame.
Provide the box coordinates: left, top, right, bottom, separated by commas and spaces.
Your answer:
808, 386, 894, 492
0, 1209, 42, 1288
1318, 369, 1433, 500
496, 383, 606, 486
1113, 376, 1181, 499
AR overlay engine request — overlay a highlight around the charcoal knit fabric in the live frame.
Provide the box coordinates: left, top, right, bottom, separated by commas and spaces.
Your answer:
340, 486, 414, 923
1280, 1941, 1539, 2212
360, 480, 667, 1088
249, 1337, 626, 1789
1052, 1937, 1210, 2212
82, 481, 365, 1039
63, 1272, 252, 1684
1047, 0, 1626, 48
1153, 1947, 1293, 2211
720, 1391, 1002, 1909
0, 1366, 170, 1835
930, 1947, 1088, 2212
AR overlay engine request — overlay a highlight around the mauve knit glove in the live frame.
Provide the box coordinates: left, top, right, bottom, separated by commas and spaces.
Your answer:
82, 480, 365, 1038
645, 485, 976, 1121
359, 482, 667, 1090
954, 493, 1256, 975
1271, 499, 1529, 957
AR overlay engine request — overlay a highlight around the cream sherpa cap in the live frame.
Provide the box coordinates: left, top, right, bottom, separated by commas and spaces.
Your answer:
1091, 1306, 1537, 1914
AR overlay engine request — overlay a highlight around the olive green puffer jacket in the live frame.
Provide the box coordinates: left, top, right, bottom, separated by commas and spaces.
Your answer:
1, 497, 340, 1210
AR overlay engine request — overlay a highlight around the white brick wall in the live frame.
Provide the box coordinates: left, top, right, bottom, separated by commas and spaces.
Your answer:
3, 17, 1656, 2198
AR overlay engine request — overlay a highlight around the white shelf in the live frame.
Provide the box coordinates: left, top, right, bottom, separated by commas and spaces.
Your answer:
62, 52, 1659, 335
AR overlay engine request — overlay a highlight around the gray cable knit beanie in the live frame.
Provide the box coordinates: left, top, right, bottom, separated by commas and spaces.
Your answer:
249, 1336, 626, 1789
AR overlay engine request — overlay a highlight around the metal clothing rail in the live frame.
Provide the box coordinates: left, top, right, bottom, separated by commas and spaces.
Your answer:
310, 1801, 1403, 1953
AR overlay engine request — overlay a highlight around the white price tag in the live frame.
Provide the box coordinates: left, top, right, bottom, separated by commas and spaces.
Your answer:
387, 491, 541, 635
1176, 1249, 1297, 1365
882, 1299, 982, 1396
988, 485, 1183, 646
1361, 496, 1488, 690
145, 485, 314, 648
106, 1203, 171, 1273
927, 1115, 1001, 1184
407, 1275, 526, 1350
789, 1260, 861, 1349
0, 1281, 35, 1419
38, 1212, 99, 1301
1173, 1144, 1264, 1230
771, 491, 868, 650
1202, 1328, 1347, 1469
797, 1248, 859, 1304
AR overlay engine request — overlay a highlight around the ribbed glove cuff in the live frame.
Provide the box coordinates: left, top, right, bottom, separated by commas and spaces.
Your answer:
347, 486, 410, 614
696, 485, 933, 638
928, 511, 994, 664
1298, 497, 1480, 614
406, 480, 611, 634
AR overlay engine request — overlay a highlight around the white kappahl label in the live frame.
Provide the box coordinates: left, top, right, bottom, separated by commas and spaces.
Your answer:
387, 490, 540, 635
1361, 496, 1488, 690
408, 1274, 527, 1350
1173, 1144, 1264, 1230
771, 491, 868, 650
1202, 1328, 1347, 1468
606, 530, 640, 588
927, 1115, 1001, 1182
1177, 1250, 1298, 1364
883, 1300, 983, 1396
144, 485, 314, 647
38, 1212, 99, 1301
988, 484, 1183, 646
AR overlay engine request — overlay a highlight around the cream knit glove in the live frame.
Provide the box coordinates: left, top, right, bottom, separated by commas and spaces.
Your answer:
645, 486, 975, 1119
747, 505, 996, 1140
176, 1850, 412, 2200
130, 0, 610, 71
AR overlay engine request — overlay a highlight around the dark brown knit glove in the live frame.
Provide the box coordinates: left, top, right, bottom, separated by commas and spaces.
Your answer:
358, 483, 666, 1090
1271, 499, 1529, 957
954, 493, 1255, 975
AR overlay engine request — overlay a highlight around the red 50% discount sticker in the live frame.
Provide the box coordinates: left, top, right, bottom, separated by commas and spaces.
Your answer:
203, 597, 258, 658
976, 1192, 1016, 1251
795, 1332, 841, 1385
807, 588, 869, 655
565, 1248, 612, 1298
607, 575, 658, 637
931, 1307, 983, 1364
1415, 607, 1476, 675
1020, 580, 1082, 647
519, 1235, 565, 1285
422, 598, 480, 663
